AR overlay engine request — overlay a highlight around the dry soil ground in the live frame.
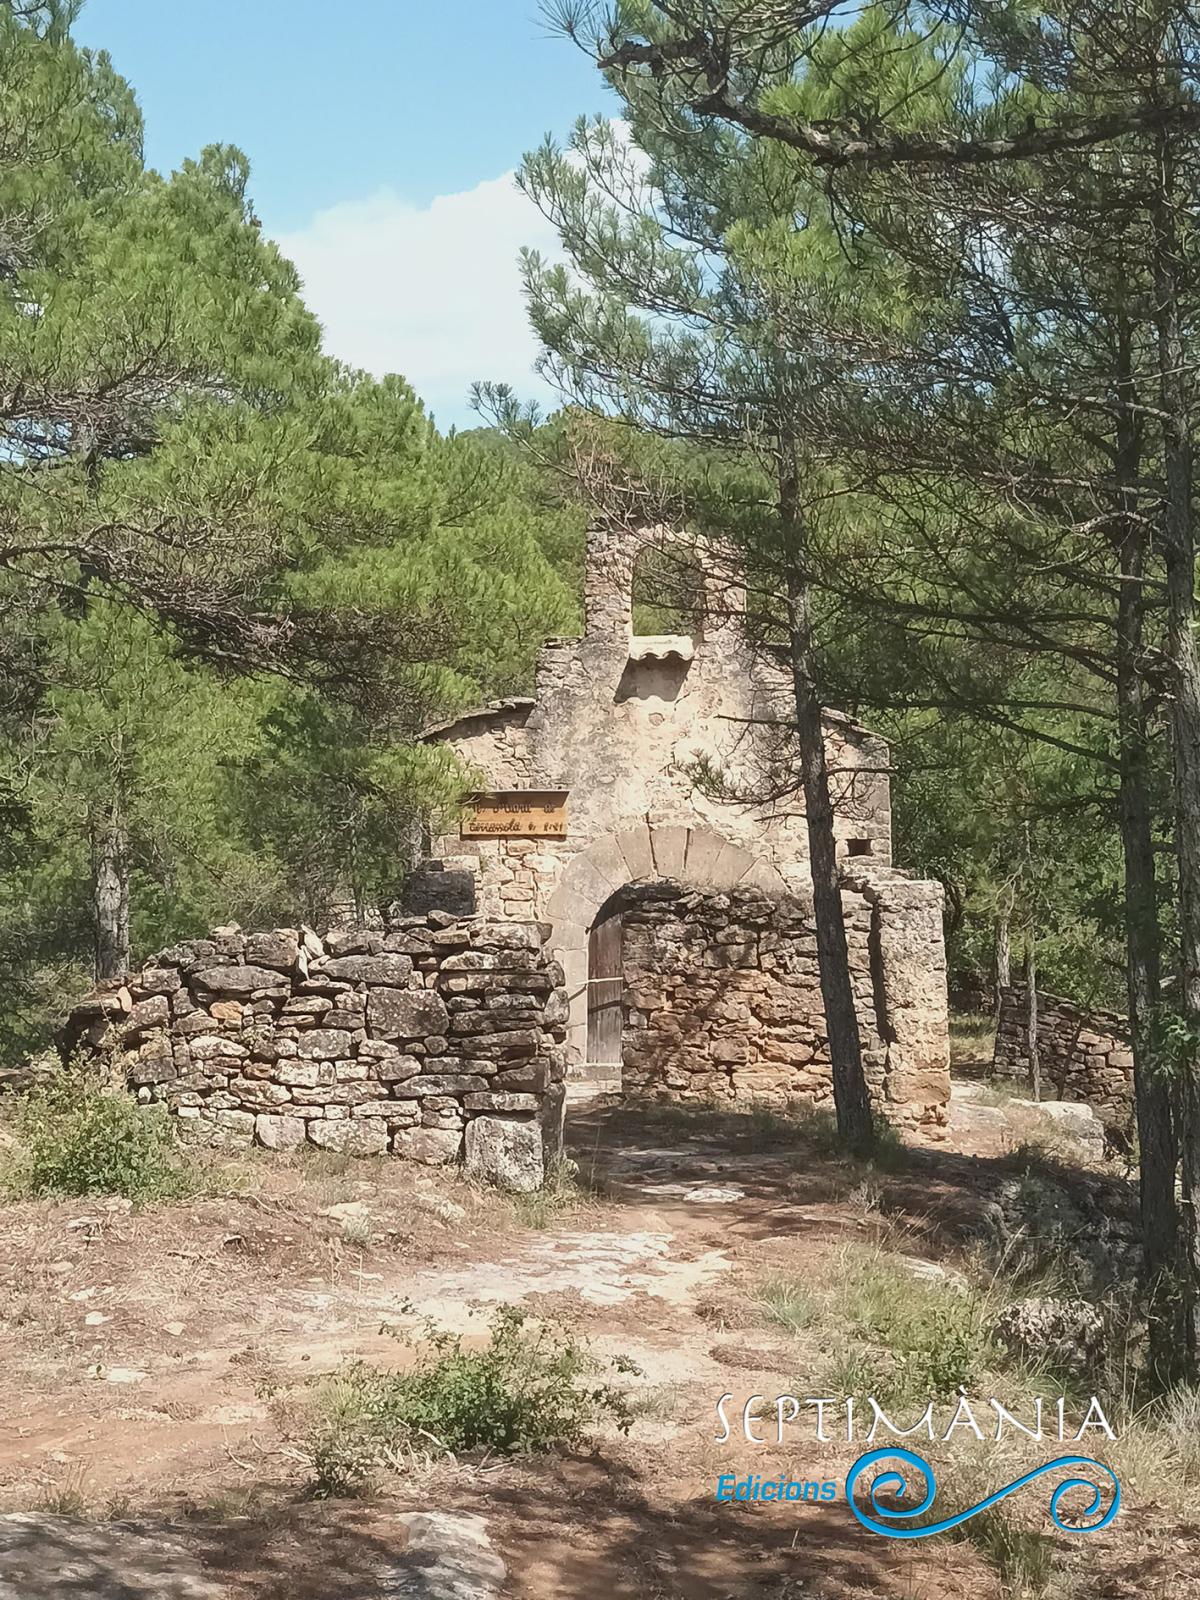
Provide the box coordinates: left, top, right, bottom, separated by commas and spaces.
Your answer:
0, 1092, 1195, 1599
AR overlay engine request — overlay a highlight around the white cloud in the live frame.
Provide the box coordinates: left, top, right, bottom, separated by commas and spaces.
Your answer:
276, 173, 562, 429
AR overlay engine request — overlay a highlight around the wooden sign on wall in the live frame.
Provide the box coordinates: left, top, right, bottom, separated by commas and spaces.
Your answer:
461, 790, 569, 839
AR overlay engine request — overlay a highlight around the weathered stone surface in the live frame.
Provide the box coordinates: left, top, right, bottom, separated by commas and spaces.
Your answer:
189, 1035, 248, 1062
124, 995, 170, 1037
320, 953, 413, 985
244, 930, 300, 972
994, 1296, 1105, 1377
464, 1092, 540, 1112
296, 1027, 354, 1061
133, 966, 182, 998
374, 1053, 423, 1083
391, 1127, 462, 1165
0, 1513, 228, 1599
307, 1118, 388, 1156
194, 964, 288, 996
367, 987, 449, 1040
391, 1074, 489, 1098
464, 1116, 544, 1193
255, 1113, 306, 1150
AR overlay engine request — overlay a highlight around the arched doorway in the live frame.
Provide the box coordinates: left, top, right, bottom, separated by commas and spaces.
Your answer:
545, 823, 787, 1082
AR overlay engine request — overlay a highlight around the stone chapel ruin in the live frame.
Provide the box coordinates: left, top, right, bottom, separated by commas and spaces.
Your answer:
417, 523, 951, 1126
59, 524, 951, 1185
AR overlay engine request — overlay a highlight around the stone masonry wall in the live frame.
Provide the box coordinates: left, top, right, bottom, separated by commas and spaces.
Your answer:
993, 984, 1134, 1136
619, 881, 950, 1126
58, 915, 569, 1192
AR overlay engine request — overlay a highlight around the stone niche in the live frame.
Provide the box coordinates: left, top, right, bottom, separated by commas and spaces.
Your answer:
58, 915, 570, 1192
620, 879, 951, 1126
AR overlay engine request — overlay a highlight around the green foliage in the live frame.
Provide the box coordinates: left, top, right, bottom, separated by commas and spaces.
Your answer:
0, 4, 584, 1054
302, 1304, 637, 1496
12, 1063, 190, 1201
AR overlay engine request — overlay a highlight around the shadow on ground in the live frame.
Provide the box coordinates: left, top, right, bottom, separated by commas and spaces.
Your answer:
566, 1098, 1140, 1294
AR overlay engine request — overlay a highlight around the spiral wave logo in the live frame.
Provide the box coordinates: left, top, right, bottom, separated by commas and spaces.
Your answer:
845, 1448, 1121, 1539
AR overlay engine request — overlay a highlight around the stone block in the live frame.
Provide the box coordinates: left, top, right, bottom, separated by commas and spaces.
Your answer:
255, 1113, 306, 1150
190, 1035, 249, 1062
391, 1127, 463, 1166
133, 966, 182, 998
464, 1116, 544, 1193
194, 964, 290, 996
123, 995, 171, 1039
319, 953, 414, 986
374, 1053, 423, 1083
367, 987, 450, 1041
307, 1119, 388, 1156
297, 1028, 354, 1060
390, 1073, 490, 1098
616, 823, 655, 881
491, 1062, 551, 1093
649, 824, 689, 878
464, 1092, 541, 1112
244, 931, 300, 972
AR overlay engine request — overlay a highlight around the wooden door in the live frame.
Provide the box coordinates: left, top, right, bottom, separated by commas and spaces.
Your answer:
587, 910, 624, 1066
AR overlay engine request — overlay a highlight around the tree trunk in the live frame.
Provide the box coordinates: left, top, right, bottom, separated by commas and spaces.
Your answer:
1023, 935, 1040, 1102
993, 903, 1011, 1026
1153, 135, 1200, 1374
92, 799, 130, 982
1113, 317, 1182, 1380
779, 459, 874, 1155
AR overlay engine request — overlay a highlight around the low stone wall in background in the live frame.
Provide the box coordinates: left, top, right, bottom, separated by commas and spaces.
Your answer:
619, 880, 950, 1126
58, 915, 569, 1191
993, 984, 1133, 1137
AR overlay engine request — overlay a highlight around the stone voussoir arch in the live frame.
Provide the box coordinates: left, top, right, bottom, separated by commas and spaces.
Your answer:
546, 823, 788, 1067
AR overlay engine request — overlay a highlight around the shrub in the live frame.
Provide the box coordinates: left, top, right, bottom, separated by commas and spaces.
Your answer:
12, 1065, 190, 1201
302, 1303, 637, 1497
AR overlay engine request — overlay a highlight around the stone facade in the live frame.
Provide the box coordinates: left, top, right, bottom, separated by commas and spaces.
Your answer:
621, 881, 949, 1124
993, 985, 1134, 1138
419, 521, 950, 1112
58, 916, 568, 1191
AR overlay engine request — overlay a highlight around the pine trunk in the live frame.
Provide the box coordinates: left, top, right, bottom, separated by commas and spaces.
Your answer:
1153, 139, 1200, 1374
1113, 324, 1182, 1379
92, 802, 130, 982
779, 461, 874, 1155
1023, 936, 1040, 1102
993, 908, 1011, 1025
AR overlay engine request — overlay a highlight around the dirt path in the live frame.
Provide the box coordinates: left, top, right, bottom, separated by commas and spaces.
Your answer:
0, 1099, 1189, 1598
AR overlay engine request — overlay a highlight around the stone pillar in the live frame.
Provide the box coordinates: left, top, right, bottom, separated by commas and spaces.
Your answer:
583, 521, 636, 643
863, 876, 950, 1122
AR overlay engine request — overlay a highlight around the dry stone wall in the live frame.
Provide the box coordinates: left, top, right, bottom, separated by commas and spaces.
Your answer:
993, 985, 1133, 1138
619, 880, 950, 1126
58, 915, 569, 1191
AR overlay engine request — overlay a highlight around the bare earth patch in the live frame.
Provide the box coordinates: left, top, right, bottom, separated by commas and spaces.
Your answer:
0, 1096, 1193, 1597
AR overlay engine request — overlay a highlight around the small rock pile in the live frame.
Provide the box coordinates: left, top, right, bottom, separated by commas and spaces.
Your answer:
58, 914, 569, 1191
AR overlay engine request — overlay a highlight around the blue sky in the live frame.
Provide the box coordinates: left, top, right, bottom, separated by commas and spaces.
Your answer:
74, 1, 613, 426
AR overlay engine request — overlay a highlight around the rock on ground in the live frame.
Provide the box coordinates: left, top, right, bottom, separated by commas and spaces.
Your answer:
1009, 1097, 1106, 1150
464, 1116, 544, 1193
380, 1512, 506, 1600
0, 1515, 224, 1599
0, 1511, 506, 1600
994, 1295, 1106, 1377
